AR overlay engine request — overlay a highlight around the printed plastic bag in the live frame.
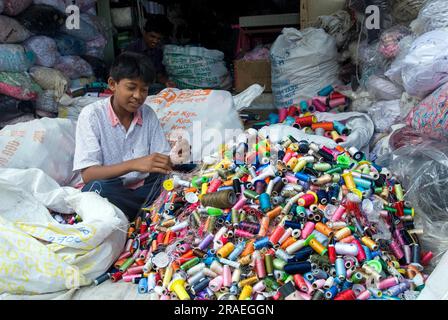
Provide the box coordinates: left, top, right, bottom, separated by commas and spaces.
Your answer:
17, 4, 65, 36
0, 72, 42, 101
0, 118, 77, 186
54, 55, 94, 80
163, 45, 231, 90
145, 88, 244, 162
24, 36, 60, 68
402, 30, 448, 99
0, 44, 34, 73
29, 66, 68, 98
385, 35, 415, 86
0, 15, 31, 43
0, 168, 127, 295
2, 0, 32, 16
406, 81, 448, 140
270, 28, 340, 109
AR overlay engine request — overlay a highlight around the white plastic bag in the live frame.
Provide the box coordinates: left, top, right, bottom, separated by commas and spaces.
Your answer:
418, 250, 448, 300
402, 30, 448, 98
366, 75, 404, 100
270, 28, 340, 109
146, 88, 244, 162
163, 45, 231, 90
411, 0, 448, 35
367, 99, 402, 133
0, 118, 78, 186
0, 168, 127, 295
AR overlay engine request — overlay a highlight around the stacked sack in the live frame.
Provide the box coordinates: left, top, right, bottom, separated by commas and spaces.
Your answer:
0, 0, 108, 129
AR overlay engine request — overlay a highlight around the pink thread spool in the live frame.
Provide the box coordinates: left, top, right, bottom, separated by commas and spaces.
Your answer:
209, 275, 224, 292
301, 222, 315, 240
331, 205, 346, 222
279, 108, 288, 122
223, 265, 232, 287
377, 277, 399, 290
207, 179, 222, 193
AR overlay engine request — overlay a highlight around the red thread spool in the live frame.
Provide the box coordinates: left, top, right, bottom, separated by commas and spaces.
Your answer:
207, 179, 222, 193
156, 232, 165, 245
298, 192, 318, 207
394, 201, 405, 217
329, 92, 345, 100
294, 274, 308, 292
140, 223, 148, 235
279, 108, 288, 122
311, 122, 334, 131
329, 97, 347, 108
334, 289, 356, 300
269, 225, 286, 245
288, 106, 298, 117
111, 271, 123, 282
312, 99, 328, 112
421, 251, 433, 266
352, 239, 366, 263
295, 115, 317, 128
328, 244, 336, 264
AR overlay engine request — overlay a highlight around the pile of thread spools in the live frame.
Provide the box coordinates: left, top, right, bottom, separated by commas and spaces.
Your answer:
94, 121, 433, 301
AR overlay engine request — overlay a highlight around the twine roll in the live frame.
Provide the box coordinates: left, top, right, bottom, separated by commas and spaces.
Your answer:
201, 189, 237, 209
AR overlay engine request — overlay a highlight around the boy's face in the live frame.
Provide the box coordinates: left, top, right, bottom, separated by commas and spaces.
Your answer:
144, 31, 163, 49
108, 77, 149, 113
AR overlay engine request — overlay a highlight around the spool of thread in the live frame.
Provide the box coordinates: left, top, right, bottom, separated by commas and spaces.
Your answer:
312, 99, 328, 112
348, 147, 364, 162
329, 97, 347, 108
259, 193, 272, 213
299, 100, 308, 112
298, 192, 318, 207
309, 238, 327, 256
217, 242, 234, 259
315, 127, 325, 136
335, 242, 359, 256
311, 122, 334, 131
254, 180, 267, 194
330, 131, 344, 143
201, 190, 237, 209
335, 257, 346, 281
342, 172, 356, 190
333, 120, 349, 135
295, 115, 316, 128
318, 85, 334, 96
283, 261, 312, 275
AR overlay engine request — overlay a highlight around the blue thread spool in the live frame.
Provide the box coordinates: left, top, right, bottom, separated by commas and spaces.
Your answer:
230, 283, 239, 295
363, 245, 373, 261
203, 256, 217, 266
217, 186, 234, 192
94, 272, 110, 286
342, 280, 353, 291
290, 204, 298, 216
318, 85, 334, 96
333, 120, 350, 135
371, 250, 382, 259
288, 247, 314, 263
316, 189, 329, 205
228, 241, 246, 261
192, 277, 210, 294
313, 269, 329, 280
295, 172, 312, 182
259, 193, 271, 213
299, 100, 308, 112
138, 277, 148, 294
354, 177, 372, 190
311, 230, 329, 246
254, 237, 271, 250
283, 261, 312, 275
304, 272, 315, 282
284, 116, 295, 126
268, 113, 280, 124
335, 257, 346, 281
284, 221, 302, 230
324, 285, 339, 299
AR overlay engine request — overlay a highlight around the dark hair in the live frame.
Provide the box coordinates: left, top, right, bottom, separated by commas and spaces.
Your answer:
109, 52, 155, 84
144, 15, 173, 37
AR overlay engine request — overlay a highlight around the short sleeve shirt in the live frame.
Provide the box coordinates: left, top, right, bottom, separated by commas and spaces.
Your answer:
73, 97, 170, 188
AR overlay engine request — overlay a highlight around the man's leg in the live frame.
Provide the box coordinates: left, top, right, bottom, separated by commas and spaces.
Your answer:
133, 173, 166, 208
82, 178, 143, 221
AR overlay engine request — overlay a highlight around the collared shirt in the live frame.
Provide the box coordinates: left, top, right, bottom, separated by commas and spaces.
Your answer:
73, 97, 170, 189
126, 39, 166, 76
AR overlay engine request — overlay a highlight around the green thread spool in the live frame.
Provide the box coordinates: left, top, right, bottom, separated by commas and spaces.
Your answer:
264, 276, 280, 290
313, 163, 332, 172
243, 189, 259, 200
273, 258, 287, 270
337, 155, 351, 168
265, 254, 274, 276
180, 257, 200, 271
119, 257, 135, 272
207, 207, 224, 217
231, 208, 239, 225
326, 167, 343, 175
395, 184, 404, 201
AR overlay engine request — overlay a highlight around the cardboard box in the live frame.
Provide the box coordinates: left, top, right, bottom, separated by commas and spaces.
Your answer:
234, 59, 272, 93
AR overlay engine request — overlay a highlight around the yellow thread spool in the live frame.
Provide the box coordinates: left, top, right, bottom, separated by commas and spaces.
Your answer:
315, 222, 334, 237
309, 238, 327, 256
239, 285, 253, 300
286, 157, 298, 169
238, 254, 252, 265
334, 227, 352, 241
342, 172, 356, 190
238, 275, 258, 288
169, 279, 190, 300
201, 182, 208, 195
217, 242, 235, 259
292, 159, 307, 173
267, 207, 282, 220
361, 236, 379, 251
163, 265, 173, 288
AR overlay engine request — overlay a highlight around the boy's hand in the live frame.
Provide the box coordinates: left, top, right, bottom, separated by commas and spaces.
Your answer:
132, 153, 173, 174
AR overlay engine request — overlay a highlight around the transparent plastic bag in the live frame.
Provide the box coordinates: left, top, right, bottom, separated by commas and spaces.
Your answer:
376, 138, 448, 269
367, 99, 401, 133
378, 25, 412, 60
366, 75, 403, 100
385, 35, 415, 86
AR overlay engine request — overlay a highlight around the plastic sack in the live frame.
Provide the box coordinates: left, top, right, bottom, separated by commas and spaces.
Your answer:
406, 81, 448, 140
0, 15, 31, 43
385, 35, 414, 86
32, 0, 65, 12
145, 88, 244, 162
24, 36, 60, 68
58, 95, 104, 122
54, 34, 87, 56
402, 30, 448, 99
314, 10, 353, 48
241, 45, 271, 61
0, 117, 79, 186
54, 55, 94, 80
356, 41, 389, 87
2, 0, 32, 16
376, 138, 448, 270
418, 250, 448, 300
60, 13, 101, 42
17, 4, 65, 36
378, 26, 412, 60
270, 28, 340, 109
366, 75, 403, 100
0, 94, 35, 124
0, 44, 34, 73
0, 72, 42, 101
0, 168, 128, 295
412, 0, 448, 35
392, 0, 427, 24
163, 45, 231, 90
111, 7, 133, 28
36, 90, 59, 113
367, 99, 402, 133
29, 66, 68, 99
85, 35, 107, 59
